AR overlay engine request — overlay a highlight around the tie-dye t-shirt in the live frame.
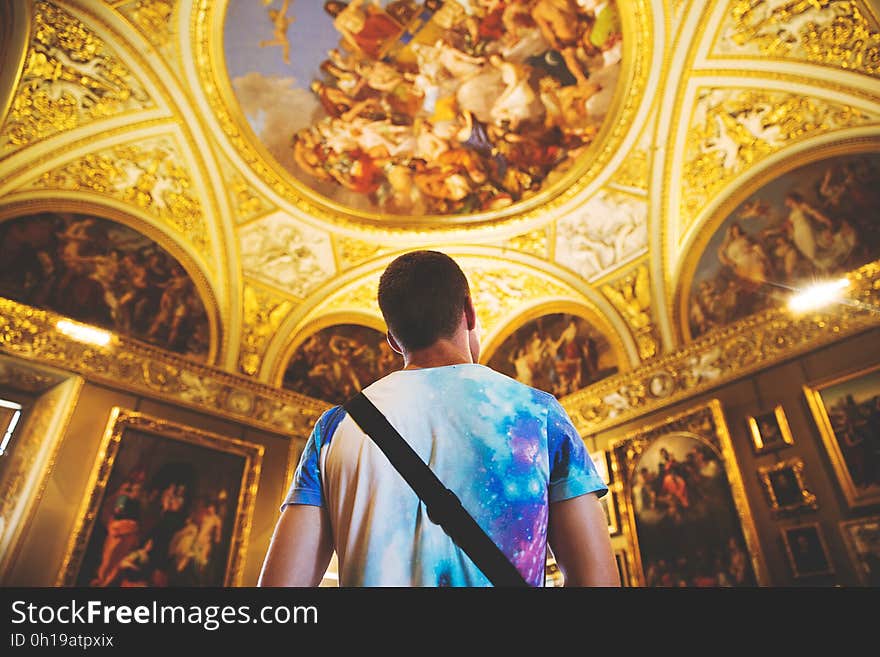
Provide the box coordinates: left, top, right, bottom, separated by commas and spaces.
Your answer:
283, 363, 606, 587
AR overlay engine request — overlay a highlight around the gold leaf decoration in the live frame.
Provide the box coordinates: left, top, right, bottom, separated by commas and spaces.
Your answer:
240, 283, 294, 376
32, 136, 211, 259
1, 1, 152, 152
717, 0, 880, 76
504, 229, 549, 258
681, 88, 874, 230
601, 263, 659, 360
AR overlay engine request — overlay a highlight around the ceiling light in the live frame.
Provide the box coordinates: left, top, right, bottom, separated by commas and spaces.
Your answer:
787, 278, 850, 313
56, 320, 113, 347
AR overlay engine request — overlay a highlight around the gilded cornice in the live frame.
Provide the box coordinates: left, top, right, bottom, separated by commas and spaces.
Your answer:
561, 259, 880, 435
0, 298, 327, 438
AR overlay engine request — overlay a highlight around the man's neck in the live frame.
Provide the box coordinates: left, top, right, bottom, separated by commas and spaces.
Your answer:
402, 338, 474, 370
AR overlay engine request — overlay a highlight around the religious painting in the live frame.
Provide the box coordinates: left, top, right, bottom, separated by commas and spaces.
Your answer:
780, 523, 834, 579
839, 515, 880, 586
0, 212, 210, 359
757, 458, 818, 515
803, 364, 880, 509
687, 153, 880, 339
747, 405, 795, 454
486, 313, 620, 398
224, 0, 623, 217
611, 400, 766, 587
58, 408, 263, 587
282, 323, 402, 403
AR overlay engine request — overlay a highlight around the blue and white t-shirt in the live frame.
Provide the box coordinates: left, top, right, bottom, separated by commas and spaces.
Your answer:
283, 363, 606, 587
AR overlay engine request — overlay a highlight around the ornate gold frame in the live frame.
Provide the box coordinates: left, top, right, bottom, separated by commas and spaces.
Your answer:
780, 522, 834, 579
803, 362, 880, 510
57, 407, 264, 587
757, 457, 818, 515
747, 404, 795, 454
838, 514, 880, 585
674, 135, 880, 344
609, 399, 768, 586
614, 548, 632, 586
194, 0, 653, 235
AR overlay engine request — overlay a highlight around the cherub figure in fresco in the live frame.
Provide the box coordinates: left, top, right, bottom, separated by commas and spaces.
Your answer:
530, 0, 597, 86
259, 0, 296, 64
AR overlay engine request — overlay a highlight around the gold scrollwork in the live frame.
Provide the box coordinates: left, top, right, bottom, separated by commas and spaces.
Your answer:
334, 236, 386, 271
31, 136, 211, 259
124, 0, 176, 49
0, 297, 327, 438
720, 0, 880, 76
681, 88, 874, 230
562, 259, 880, 434
1, 1, 152, 152
504, 228, 549, 258
610, 148, 649, 190
601, 263, 659, 360
240, 283, 294, 376
229, 175, 270, 223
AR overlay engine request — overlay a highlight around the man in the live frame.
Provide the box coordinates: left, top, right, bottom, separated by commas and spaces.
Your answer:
258, 250, 618, 587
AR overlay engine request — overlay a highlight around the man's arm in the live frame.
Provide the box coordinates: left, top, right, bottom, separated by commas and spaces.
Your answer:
548, 492, 620, 587
257, 504, 334, 587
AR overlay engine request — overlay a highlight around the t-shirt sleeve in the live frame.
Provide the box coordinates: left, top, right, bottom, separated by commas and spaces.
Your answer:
281, 406, 344, 511
547, 398, 608, 503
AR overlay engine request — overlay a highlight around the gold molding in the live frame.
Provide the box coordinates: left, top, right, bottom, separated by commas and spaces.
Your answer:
0, 359, 83, 583
600, 261, 660, 361
56, 406, 264, 586
192, 0, 653, 236
0, 297, 328, 439
608, 399, 769, 586
561, 259, 880, 435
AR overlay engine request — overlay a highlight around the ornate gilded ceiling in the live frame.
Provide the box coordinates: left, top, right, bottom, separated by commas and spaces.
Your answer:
1, 0, 879, 405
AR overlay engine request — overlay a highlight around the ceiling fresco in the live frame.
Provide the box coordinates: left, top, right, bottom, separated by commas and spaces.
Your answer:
0, 0, 878, 409
224, 0, 624, 218
685, 152, 880, 340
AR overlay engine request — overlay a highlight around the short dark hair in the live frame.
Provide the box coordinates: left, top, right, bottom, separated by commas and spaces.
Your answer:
378, 250, 470, 352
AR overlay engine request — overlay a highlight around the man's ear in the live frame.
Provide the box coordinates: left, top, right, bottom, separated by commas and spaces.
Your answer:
386, 332, 403, 355
464, 296, 477, 331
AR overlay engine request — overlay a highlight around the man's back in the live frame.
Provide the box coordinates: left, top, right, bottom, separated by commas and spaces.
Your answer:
287, 363, 605, 586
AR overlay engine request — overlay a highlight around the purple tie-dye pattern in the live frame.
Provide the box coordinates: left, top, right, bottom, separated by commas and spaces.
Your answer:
284, 364, 606, 587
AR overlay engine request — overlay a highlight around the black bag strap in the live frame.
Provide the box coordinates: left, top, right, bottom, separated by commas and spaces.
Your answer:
343, 391, 530, 587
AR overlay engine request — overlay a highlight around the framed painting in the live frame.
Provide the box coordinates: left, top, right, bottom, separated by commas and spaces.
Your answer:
804, 364, 880, 509
58, 408, 264, 587
757, 458, 818, 515
839, 515, 880, 585
590, 450, 611, 486
780, 523, 834, 579
601, 490, 620, 536
747, 405, 795, 454
610, 399, 767, 587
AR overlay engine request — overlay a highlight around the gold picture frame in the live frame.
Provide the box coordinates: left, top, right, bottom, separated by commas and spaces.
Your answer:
57, 408, 264, 587
609, 399, 768, 586
804, 363, 880, 509
614, 549, 632, 587
747, 405, 795, 454
839, 515, 880, 585
602, 489, 620, 536
757, 458, 818, 515
780, 522, 834, 579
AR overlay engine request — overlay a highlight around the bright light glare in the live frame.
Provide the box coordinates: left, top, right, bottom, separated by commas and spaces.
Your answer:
0, 399, 22, 456
788, 278, 850, 313
56, 320, 113, 346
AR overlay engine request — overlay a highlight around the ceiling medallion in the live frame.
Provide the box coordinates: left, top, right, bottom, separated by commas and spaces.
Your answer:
207, 0, 650, 233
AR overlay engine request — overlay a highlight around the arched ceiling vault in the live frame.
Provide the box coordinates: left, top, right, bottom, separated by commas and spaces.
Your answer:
1, 0, 878, 403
